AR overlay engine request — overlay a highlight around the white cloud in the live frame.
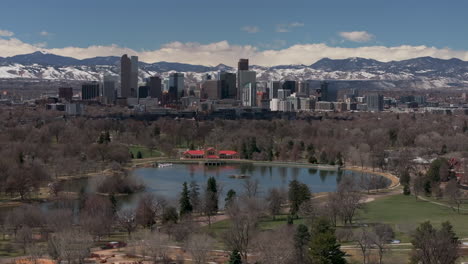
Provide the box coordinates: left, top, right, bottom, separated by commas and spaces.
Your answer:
276, 22, 304, 33
1, 38, 468, 67
241, 26, 260, 33
0, 29, 14, 37
39, 31, 51, 37
339, 31, 374, 42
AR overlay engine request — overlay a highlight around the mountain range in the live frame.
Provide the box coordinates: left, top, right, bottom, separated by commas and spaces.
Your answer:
1, 51, 468, 90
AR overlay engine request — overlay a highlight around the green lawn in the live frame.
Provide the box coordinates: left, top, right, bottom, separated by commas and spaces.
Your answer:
129, 145, 163, 159
207, 214, 305, 238
358, 194, 468, 241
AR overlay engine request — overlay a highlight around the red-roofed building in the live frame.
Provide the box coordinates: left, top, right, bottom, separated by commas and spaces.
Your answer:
182, 147, 239, 159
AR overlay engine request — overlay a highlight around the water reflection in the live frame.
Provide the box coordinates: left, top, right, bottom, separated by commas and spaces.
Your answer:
59, 164, 390, 209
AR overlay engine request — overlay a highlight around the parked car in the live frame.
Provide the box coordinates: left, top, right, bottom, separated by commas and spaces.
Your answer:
101, 241, 127, 249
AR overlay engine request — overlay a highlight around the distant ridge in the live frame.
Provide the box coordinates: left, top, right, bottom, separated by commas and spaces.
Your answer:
0, 52, 467, 90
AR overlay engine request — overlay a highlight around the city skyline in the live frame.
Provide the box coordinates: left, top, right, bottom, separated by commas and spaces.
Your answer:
0, 0, 468, 66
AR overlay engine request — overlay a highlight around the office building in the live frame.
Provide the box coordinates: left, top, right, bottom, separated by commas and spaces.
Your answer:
202, 80, 222, 100
315, 101, 334, 111
268, 81, 281, 99
131, 56, 139, 97
147, 76, 162, 100
282, 80, 297, 94
81, 82, 100, 100
103, 75, 117, 104
168, 73, 185, 103
66, 103, 83, 116
238, 70, 256, 101
318, 81, 329, 101
300, 98, 315, 111
58, 87, 73, 102
120, 55, 132, 98
138, 86, 150, 99
242, 83, 256, 107
277, 89, 291, 100
270, 98, 280, 111
278, 100, 292, 112
287, 96, 300, 111
219, 72, 236, 99
237, 58, 249, 99
238, 59, 249, 71
366, 94, 384, 111
297, 81, 309, 97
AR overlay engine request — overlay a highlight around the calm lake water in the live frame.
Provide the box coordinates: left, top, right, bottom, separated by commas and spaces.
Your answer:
117, 163, 389, 208
0, 163, 390, 217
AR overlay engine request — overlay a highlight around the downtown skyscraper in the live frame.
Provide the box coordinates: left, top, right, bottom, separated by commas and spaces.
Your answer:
120, 54, 138, 98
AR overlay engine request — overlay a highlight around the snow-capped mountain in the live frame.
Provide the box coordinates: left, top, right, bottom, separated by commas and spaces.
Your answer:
1, 52, 468, 89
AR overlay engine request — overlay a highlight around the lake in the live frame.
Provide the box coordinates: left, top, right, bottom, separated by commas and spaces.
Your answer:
117, 163, 390, 208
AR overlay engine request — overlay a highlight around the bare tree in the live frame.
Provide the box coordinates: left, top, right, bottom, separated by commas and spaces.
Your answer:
253, 226, 296, 264
185, 233, 215, 264
354, 228, 373, 264
371, 224, 394, 264
265, 188, 284, 220
80, 194, 114, 240
117, 208, 137, 238
444, 178, 464, 213
222, 197, 262, 263
135, 231, 171, 264
16, 226, 33, 254
136, 193, 166, 230
48, 228, 93, 264
336, 177, 364, 225
242, 178, 259, 198
410, 221, 460, 264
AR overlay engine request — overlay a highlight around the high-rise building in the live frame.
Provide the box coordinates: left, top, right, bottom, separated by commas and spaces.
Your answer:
238, 70, 256, 101
318, 81, 329, 101
282, 80, 297, 94
268, 81, 281, 99
366, 94, 384, 111
241, 82, 256, 107
238, 59, 249, 71
219, 72, 236, 99
277, 89, 291, 100
168, 73, 185, 103
147, 76, 162, 100
81, 82, 100, 100
103, 75, 117, 104
202, 80, 222, 100
130, 56, 139, 97
237, 59, 250, 99
58, 87, 73, 102
138, 86, 150, 99
120, 55, 132, 98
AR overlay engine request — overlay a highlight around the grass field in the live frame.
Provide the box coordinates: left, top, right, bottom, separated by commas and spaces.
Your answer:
129, 145, 163, 159
358, 194, 468, 241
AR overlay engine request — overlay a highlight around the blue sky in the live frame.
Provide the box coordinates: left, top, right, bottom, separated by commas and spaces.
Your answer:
0, 0, 467, 65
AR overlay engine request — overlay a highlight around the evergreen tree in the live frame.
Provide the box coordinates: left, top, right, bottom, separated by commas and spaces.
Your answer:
189, 181, 200, 212
105, 131, 111, 142
205, 177, 219, 216
130, 152, 134, 159
309, 218, 346, 264
295, 224, 311, 263
225, 189, 236, 208
179, 182, 193, 216
228, 249, 242, 264
319, 151, 328, 164
162, 206, 179, 224
288, 180, 311, 217
109, 193, 117, 214
336, 152, 344, 166
137, 151, 143, 159
403, 184, 411, 195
